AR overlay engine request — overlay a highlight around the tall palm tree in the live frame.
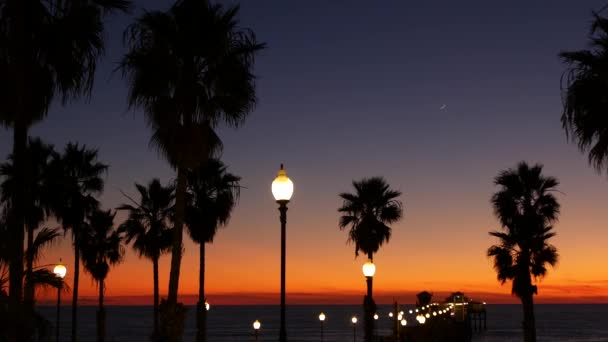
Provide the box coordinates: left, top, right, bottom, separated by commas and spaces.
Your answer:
121, 1, 264, 339
51, 143, 107, 342
560, 10, 608, 174
338, 176, 403, 342
0, 3, 129, 332
185, 159, 240, 342
487, 162, 560, 342
0, 137, 57, 318
117, 179, 174, 338
338, 177, 403, 260
81, 209, 124, 342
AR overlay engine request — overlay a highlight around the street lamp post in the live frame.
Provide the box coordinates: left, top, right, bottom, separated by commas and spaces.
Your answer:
351, 316, 358, 342
253, 320, 261, 342
272, 164, 294, 342
53, 260, 67, 342
319, 312, 326, 342
362, 260, 376, 342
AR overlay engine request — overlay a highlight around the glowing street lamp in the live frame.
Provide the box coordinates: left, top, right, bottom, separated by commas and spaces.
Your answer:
253, 320, 261, 342
53, 259, 67, 342
400, 319, 407, 327
351, 316, 358, 342
272, 164, 293, 342
362, 259, 376, 342
205, 301, 210, 311
319, 312, 326, 341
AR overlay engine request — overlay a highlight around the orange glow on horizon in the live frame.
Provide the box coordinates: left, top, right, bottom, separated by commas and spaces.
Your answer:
33, 162, 608, 307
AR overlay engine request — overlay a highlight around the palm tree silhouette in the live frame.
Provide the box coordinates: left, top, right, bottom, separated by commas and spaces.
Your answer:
81, 209, 124, 342
0, 137, 57, 320
338, 177, 403, 260
117, 179, 174, 338
338, 176, 403, 342
0, 3, 129, 333
51, 143, 107, 342
185, 159, 241, 342
121, 1, 264, 339
488, 162, 560, 342
560, 10, 608, 174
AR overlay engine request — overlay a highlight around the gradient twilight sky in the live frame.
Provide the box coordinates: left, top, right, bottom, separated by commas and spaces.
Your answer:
2, 0, 608, 305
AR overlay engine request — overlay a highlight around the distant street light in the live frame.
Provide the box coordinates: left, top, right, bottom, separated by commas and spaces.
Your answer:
351, 316, 358, 342
272, 164, 294, 342
53, 259, 67, 342
205, 301, 210, 311
252, 320, 261, 342
400, 319, 407, 326
373, 313, 378, 337
319, 312, 326, 341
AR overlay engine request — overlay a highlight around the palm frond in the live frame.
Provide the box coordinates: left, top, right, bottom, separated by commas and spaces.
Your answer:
26, 227, 61, 263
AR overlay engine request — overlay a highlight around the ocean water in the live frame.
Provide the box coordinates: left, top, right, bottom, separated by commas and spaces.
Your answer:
37, 304, 608, 341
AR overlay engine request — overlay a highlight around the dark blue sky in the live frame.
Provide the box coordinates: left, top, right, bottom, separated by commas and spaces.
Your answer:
3, 1, 608, 300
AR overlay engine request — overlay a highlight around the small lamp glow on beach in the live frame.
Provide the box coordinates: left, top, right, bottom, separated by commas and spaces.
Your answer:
416, 315, 426, 324
253, 320, 261, 341
373, 313, 379, 320
351, 316, 358, 342
319, 312, 326, 341
401, 319, 407, 326
205, 301, 210, 311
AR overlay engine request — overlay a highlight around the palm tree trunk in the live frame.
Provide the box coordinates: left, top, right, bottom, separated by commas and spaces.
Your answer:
7, 3, 29, 336
196, 242, 207, 342
521, 291, 536, 342
168, 167, 186, 305
24, 226, 34, 311
8, 119, 27, 342
97, 279, 105, 342
163, 167, 187, 342
153, 256, 159, 338
71, 231, 80, 342
21, 225, 35, 340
